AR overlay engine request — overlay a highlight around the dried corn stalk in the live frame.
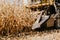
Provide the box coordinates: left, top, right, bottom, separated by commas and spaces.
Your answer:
0, 0, 39, 35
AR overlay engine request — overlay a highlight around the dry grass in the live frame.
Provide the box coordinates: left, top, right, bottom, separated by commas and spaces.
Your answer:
0, 0, 40, 35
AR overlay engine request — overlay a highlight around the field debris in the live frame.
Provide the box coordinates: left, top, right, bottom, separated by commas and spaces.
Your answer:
0, 29, 60, 40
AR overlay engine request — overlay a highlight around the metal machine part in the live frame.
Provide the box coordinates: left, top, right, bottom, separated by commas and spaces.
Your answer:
28, 0, 60, 30
32, 2, 60, 30
32, 10, 49, 29
54, 2, 60, 27
55, 0, 60, 6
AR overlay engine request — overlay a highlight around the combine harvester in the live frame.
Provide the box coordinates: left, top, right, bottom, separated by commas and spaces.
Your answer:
26, 0, 60, 30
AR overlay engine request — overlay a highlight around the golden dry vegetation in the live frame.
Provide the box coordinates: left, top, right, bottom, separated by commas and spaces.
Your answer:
0, 0, 40, 35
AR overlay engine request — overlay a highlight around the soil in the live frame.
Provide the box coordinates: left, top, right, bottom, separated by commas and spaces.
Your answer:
0, 29, 60, 40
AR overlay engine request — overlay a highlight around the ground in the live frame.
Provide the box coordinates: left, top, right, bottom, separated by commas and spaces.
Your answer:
0, 29, 60, 40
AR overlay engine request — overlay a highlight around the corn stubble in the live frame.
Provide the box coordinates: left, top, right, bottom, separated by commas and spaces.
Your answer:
0, 0, 39, 35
